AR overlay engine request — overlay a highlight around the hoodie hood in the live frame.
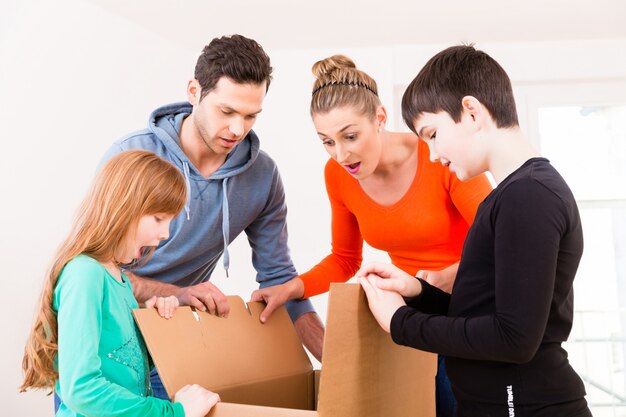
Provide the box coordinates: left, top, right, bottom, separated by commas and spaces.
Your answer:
148, 102, 261, 277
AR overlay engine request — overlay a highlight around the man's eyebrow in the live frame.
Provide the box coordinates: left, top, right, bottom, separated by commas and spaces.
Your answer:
218, 104, 263, 116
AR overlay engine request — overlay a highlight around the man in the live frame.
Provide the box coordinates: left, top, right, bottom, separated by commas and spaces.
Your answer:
101, 34, 324, 399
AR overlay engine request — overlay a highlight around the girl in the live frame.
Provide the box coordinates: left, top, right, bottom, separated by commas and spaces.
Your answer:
20, 150, 219, 417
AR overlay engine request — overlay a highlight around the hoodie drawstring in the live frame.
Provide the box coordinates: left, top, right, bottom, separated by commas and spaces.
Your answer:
221, 177, 230, 277
182, 162, 230, 278
182, 162, 191, 220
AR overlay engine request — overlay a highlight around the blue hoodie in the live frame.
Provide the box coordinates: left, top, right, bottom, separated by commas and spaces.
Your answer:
100, 102, 314, 321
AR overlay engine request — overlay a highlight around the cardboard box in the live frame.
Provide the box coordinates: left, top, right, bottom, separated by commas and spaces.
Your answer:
133, 283, 436, 417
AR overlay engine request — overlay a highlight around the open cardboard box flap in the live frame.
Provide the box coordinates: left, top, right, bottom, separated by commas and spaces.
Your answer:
133, 283, 436, 417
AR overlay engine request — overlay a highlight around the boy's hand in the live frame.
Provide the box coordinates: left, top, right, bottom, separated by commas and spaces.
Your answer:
358, 274, 406, 333
356, 262, 423, 299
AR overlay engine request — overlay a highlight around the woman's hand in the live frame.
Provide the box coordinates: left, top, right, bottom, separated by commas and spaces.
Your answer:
417, 263, 459, 294
250, 278, 305, 323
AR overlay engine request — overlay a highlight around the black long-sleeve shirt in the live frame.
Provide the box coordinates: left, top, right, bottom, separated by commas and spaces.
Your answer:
391, 158, 592, 417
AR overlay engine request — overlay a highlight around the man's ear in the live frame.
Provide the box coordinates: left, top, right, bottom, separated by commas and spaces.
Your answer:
461, 96, 486, 131
187, 79, 201, 106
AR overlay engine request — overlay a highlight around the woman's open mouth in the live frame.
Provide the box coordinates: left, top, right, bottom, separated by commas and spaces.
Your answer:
345, 162, 361, 174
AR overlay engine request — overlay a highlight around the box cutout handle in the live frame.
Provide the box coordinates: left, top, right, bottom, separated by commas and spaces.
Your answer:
191, 307, 200, 322
244, 301, 252, 316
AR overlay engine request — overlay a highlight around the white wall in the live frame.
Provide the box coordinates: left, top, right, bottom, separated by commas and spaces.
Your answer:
1, 0, 198, 414
2, 1, 626, 415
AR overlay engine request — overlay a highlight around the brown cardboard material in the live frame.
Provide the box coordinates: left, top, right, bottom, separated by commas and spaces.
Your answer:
133, 283, 436, 417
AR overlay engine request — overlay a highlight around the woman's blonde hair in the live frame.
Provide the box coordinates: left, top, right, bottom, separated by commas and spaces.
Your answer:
310, 54, 381, 118
19, 150, 187, 392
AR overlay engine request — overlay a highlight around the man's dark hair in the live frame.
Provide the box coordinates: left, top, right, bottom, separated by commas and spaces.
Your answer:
194, 34, 273, 101
402, 45, 519, 133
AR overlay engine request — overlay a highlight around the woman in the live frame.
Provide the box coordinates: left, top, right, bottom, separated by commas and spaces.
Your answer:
252, 55, 492, 417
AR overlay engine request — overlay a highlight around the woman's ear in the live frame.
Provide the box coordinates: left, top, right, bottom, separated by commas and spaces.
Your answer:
375, 105, 388, 132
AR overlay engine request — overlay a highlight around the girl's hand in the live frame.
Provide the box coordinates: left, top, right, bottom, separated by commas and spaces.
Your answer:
145, 295, 179, 319
174, 384, 220, 417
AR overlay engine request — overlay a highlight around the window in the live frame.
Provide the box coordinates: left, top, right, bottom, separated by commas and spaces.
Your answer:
527, 82, 626, 416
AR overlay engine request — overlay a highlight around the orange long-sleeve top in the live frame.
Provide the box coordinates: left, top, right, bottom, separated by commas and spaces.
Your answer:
299, 139, 493, 298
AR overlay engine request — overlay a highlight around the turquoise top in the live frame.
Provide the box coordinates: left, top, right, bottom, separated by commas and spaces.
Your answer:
53, 255, 184, 417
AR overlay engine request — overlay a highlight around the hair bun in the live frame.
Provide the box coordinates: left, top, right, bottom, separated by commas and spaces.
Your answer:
312, 54, 357, 82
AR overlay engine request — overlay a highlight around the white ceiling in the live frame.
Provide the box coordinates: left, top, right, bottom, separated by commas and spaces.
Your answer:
88, 0, 626, 51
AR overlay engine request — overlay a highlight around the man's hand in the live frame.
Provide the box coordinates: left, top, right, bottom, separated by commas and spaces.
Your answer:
417, 263, 459, 294
175, 281, 230, 317
126, 272, 229, 316
358, 274, 407, 333
250, 278, 305, 323
293, 312, 325, 361
356, 262, 423, 299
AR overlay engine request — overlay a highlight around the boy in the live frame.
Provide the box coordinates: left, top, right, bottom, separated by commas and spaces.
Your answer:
357, 45, 592, 416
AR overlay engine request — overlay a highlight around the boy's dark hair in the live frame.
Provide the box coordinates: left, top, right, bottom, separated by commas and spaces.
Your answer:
402, 45, 519, 133
194, 34, 273, 101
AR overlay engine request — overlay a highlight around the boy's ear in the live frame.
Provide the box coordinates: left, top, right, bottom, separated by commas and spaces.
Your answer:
187, 79, 201, 106
461, 96, 486, 129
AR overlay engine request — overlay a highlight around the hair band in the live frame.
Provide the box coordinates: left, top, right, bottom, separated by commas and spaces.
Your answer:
312, 81, 378, 97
